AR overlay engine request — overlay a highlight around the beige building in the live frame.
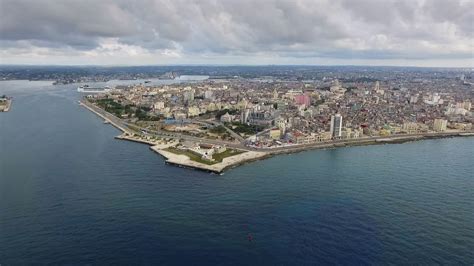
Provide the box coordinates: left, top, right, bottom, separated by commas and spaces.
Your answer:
402, 122, 419, 133
433, 118, 447, 132
187, 106, 200, 117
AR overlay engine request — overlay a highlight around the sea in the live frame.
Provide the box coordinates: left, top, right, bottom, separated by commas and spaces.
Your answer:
1, 80, 473, 265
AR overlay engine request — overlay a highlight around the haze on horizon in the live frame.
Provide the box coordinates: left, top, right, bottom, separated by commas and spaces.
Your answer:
0, 0, 473, 68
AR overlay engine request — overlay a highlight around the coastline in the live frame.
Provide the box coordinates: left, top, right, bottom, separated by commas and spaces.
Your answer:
80, 100, 474, 174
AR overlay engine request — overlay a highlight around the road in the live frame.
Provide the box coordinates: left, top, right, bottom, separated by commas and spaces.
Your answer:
196, 119, 246, 142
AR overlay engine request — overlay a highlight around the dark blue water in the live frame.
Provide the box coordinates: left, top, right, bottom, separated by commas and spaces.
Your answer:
1, 81, 473, 265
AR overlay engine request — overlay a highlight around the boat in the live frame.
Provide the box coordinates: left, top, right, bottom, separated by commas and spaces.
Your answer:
77, 85, 111, 93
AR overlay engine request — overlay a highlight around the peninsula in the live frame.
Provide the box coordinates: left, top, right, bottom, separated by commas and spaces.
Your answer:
78, 72, 473, 173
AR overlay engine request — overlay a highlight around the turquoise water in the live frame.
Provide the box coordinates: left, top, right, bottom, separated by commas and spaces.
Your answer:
1, 81, 473, 264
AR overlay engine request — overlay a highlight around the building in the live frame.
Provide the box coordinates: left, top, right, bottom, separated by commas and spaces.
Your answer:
433, 118, 447, 132
330, 114, 343, 138
220, 112, 233, 123
409, 95, 418, 104
464, 101, 471, 111
183, 89, 195, 103
294, 94, 311, 107
402, 122, 419, 133
204, 90, 214, 100
187, 106, 200, 117
269, 128, 281, 140
153, 101, 165, 110
273, 88, 279, 99
240, 109, 250, 124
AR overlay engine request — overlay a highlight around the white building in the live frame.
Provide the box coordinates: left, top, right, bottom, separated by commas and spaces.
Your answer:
183, 89, 195, 103
204, 90, 214, 100
433, 118, 447, 132
153, 101, 165, 110
220, 112, 233, 123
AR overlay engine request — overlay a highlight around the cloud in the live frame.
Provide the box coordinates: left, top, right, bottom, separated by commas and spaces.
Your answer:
0, 0, 472, 66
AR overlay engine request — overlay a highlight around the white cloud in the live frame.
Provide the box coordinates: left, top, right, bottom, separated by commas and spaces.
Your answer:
0, 0, 472, 66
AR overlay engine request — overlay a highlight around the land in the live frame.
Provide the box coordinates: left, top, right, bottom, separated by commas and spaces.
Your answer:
33, 65, 469, 173
80, 98, 473, 174
0, 95, 12, 112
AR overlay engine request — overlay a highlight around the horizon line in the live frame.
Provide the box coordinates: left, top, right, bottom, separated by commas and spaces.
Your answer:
0, 63, 472, 69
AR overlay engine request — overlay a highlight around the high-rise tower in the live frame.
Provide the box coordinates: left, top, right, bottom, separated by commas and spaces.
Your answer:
330, 114, 343, 138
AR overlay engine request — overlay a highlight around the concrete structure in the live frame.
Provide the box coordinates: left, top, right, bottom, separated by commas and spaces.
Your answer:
330, 114, 343, 138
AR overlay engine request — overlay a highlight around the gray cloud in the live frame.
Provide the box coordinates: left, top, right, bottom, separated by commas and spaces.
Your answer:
0, 0, 472, 65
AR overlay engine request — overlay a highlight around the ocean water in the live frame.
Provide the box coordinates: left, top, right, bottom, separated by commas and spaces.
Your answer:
1, 81, 473, 265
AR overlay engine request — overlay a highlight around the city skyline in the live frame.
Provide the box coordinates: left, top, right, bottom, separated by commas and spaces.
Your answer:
0, 0, 473, 67
1, 1, 474, 264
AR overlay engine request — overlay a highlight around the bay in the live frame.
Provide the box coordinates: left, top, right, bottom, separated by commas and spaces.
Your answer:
1, 80, 473, 265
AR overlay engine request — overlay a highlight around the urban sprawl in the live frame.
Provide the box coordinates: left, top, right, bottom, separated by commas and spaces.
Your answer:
79, 70, 473, 172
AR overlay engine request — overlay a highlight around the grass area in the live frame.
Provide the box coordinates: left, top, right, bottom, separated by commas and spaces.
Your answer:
209, 125, 227, 134
164, 147, 245, 165
225, 122, 266, 135
212, 149, 245, 162
164, 147, 216, 165
92, 98, 160, 121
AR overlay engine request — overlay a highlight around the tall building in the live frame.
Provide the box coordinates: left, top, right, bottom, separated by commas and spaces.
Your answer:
463, 101, 471, 111
183, 89, 195, 103
374, 81, 380, 91
330, 114, 343, 138
433, 118, 447, 132
240, 109, 250, 124
273, 88, 279, 99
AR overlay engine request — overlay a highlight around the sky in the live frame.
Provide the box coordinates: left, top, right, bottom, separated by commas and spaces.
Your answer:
0, 0, 473, 67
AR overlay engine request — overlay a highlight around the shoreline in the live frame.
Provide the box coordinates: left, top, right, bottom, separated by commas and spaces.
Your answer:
119, 131, 474, 174
80, 100, 474, 174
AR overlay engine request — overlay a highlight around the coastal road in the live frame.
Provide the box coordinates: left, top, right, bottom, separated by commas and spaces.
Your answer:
253, 131, 474, 154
